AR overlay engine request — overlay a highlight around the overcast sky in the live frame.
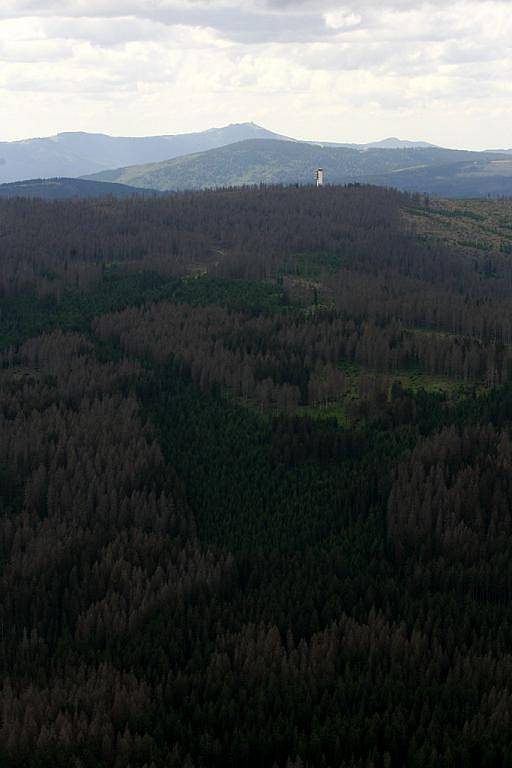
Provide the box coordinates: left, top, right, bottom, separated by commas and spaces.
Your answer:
1, 0, 511, 148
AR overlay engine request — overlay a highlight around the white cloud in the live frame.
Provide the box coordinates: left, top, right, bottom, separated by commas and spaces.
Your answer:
0, 0, 510, 148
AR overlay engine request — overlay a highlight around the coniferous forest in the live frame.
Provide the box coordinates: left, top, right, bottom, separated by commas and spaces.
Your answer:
3, 184, 512, 767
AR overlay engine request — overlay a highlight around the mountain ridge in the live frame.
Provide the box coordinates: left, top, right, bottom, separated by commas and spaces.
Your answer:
84, 138, 512, 198
0, 123, 291, 184
1, 122, 489, 185
314, 136, 438, 150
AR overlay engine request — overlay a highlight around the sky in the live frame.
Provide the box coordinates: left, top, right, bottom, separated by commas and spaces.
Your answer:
0, 0, 511, 148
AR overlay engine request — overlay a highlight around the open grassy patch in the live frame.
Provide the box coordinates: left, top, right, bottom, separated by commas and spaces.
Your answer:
388, 369, 466, 394
297, 402, 351, 427
403, 197, 512, 255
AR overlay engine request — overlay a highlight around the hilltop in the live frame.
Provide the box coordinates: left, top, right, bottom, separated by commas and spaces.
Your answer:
0, 177, 159, 200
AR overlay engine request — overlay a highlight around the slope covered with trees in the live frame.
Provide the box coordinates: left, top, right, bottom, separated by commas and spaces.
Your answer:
84, 138, 512, 197
0, 177, 159, 200
2, 186, 512, 767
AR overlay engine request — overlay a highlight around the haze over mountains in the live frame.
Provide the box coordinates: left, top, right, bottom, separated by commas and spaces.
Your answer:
1, 122, 512, 198
318, 137, 438, 150
0, 123, 289, 185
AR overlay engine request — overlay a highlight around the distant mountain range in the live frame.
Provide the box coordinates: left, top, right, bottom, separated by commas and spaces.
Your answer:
366, 159, 512, 197
316, 137, 438, 150
84, 138, 512, 198
0, 123, 290, 184
1, 122, 511, 198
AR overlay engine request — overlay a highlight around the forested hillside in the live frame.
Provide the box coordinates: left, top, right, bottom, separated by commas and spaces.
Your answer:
85, 139, 512, 197
0, 177, 158, 200
2, 185, 512, 767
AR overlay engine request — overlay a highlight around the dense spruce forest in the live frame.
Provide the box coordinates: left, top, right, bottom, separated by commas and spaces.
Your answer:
3, 185, 512, 767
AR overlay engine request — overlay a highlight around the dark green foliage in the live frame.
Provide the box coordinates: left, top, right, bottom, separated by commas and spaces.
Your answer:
139, 360, 398, 555
0, 271, 170, 349
280, 250, 343, 278
167, 276, 290, 314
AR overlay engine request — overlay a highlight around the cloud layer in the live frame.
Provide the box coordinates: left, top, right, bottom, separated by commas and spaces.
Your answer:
1, 0, 511, 148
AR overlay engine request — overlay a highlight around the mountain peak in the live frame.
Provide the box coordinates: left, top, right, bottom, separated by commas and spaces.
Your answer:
0, 122, 290, 184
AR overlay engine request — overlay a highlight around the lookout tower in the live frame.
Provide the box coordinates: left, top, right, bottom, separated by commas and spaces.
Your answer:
316, 168, 324, 187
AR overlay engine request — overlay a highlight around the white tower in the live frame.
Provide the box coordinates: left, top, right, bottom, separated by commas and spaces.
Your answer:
316, 168, 324, 187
